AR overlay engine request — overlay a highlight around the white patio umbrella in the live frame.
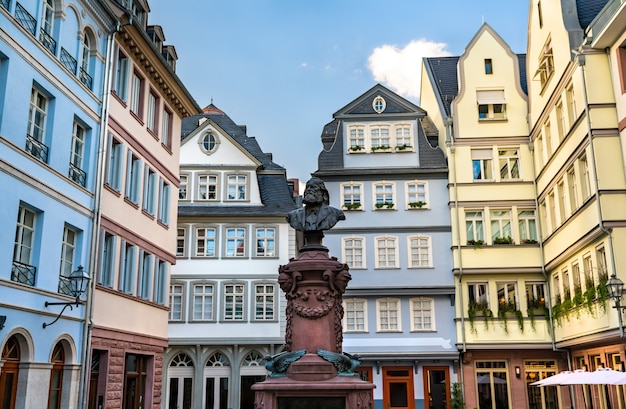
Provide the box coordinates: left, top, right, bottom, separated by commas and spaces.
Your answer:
560, 368, 626, 385
531, 370, 588, 386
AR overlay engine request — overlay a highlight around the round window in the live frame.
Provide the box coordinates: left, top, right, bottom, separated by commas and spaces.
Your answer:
200, 133, 219, 154
373, 96, 386, 114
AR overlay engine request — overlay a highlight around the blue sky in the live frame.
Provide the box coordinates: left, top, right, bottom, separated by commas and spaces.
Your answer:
149, 1, 529, 182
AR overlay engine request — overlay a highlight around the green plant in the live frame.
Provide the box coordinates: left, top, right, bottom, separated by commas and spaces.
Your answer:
375, 202, 394, 209
343, 202, 361, 211
498, 308, 509, 334
467, 239, 484, 248
468, 301, 492, 333
451, 382, 465, 409
493, 236, 513, 244
521, 238, 538, 244
349, 145, 364, 152
408, 201, 427, 208
395, 144, 411, 151
371, 145, 391, 151
515, 309, 524, 332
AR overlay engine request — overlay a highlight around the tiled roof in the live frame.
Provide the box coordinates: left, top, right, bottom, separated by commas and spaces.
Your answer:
576, 0, 610, 29
179, 104, 297, 217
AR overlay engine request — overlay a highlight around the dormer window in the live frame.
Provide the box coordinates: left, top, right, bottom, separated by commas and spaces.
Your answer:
477, 89, 506, 120
373, 96, 386, 114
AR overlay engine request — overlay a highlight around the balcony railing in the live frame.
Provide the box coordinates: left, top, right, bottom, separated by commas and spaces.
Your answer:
15, 2, 36, 36
25, 134, 49, 163
60, 47, 77, 74
79, 67, 93, 90
57, 275, 73, 295
1, 0, 11, 11
11, 260, 36, 286
39, 28, 56, 54
69, 163, 87, 187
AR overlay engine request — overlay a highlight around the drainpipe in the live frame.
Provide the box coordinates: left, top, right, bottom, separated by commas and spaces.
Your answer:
78, 23, 118, 409
575, 48, 621, 337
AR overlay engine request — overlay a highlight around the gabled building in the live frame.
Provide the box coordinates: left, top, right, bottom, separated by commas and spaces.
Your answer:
313, 84, 457, 409
88, 1, 200, 408
0, 0, 116, 407
420, 22, 572, 409
526, 0, 626, 408
165, 104, 297, 409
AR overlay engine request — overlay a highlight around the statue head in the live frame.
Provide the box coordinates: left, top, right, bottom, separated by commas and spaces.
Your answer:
303, 177, 330, 206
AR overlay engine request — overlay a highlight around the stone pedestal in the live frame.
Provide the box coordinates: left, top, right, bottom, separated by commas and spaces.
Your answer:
252, 248, 375, 409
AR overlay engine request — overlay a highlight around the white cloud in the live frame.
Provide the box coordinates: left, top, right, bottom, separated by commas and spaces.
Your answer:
367, 39, 452, 100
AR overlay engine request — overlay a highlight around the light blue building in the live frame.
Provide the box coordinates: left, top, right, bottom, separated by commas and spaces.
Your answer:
0, 0, 115, 407
313, 84, 458, 409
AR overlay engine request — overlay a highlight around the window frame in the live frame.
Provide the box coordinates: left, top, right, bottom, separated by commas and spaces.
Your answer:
376, 297, 401, 332
125, 151, 142, 205
58, 225, 78, 295
224, 226, 247, 258
98, 231, 116, 288
157, 178, 171, 225
497, 148, 520, 180
162, 107, 173, 150
407, 235, 432, 268
197, 173, 219, 201
490, 209, 512, 243
468, 282, 489, 309
12, 204, 38, 286
465, 210, 485, 244
347, 125, 366, 152
410, 297, 435, 332
168, 282, 185, 322
253, 282, 276, 321
176, 227, 187, 258
222, 282, 246, 321
518, 209, 538, 243
343, 298, 368, 333
199, 132, 220, 154
405, 180, 429, 209
147, 89, 159, 135
179, 173, 189, 201
105, 133, 124, 192
341, 182, 363, 210
472, 149, 494, 181
137, 250, 154, 300
130, 70, 145, 119
342, 236, 366, 269
194, 226, 218, 258
226, 174, 248, 201
191, 281, 216, 322
374, 235, 399, 269
370, 124, 391, 149
394, 123, 413, 150
254, 226, 277, 258
373, 181, 396, 209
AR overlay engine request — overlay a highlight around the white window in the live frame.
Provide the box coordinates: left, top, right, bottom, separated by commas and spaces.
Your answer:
583, 253, 594, 287
147, 91, 158, 134
566, 83, 576, 126
544, 121, 553, 157
497, 282, 518, 311
344, 298, 367, 332
42, 0, 54, 35
113, 48, 129, 101
490, 210, 512, 242
125, 151, 142, 204
375, 236, 398, 268
179, 174, 188, 200
477, 90, 506, 120
373, 96, 386, 113
223, 284, 245, 321
162, 108, 172, 149
197, 174, 218, 201
227, 175, 247, 200
225, 227, 246, 257
373, 182, 395, 209
195, 227, 216, 257
581, 154, 591, 200
254, 284, 275, 320
169, 284, 184, 321
567, 166, 579, 211
377, 298, 401, 332
154, 260, 167, 304
556, 100, 565, 141
596, 245, 608, 277
255, 227, 276, 257
12, 205, 37, 286
342, 236, 365, 269
518, 210, 537, 243
348, 126, 365, 152
557, 178, 566, 223
370, 125, 391, 149
80, 33, 91, 81
142, 166, 157, 215
99, 232, 116, 287
130, 71, 143, 117
193, 284, 214, 321
465, 211, 484, 243
472, 149, 493, 181
408, 236, 431, 268
468, 282, 489, 308
119, 242, 136, 294
105, 134, 124, 191
498, 148, 519, 179
69, 120, 87, 186
525, 282, 546, 308
341, 182, 363, 210
395, 124, 412, 149
405, 181, 428, 208
27, 87, 49, 162
158, 178, 171, 225
138, 251, 153, 300
176, 228, 186, 257
199, 132, 219, 154
58, 226, 77, 295
536, 38, 554, 89
411, 297, 434, 331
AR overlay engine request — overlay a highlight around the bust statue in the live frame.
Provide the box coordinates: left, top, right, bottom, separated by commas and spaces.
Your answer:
286, 178, 345, 247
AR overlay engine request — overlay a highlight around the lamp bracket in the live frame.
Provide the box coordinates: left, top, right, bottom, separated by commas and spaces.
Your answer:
43, 299, 84, 328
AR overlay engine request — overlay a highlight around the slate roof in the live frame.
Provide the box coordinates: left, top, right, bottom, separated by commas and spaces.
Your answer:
576, 0, 610, 29
179, 104, 297, 217
425, 54, 527, 118
315, 85, 446, 176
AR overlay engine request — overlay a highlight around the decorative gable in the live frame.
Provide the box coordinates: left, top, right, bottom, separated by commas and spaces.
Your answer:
334, 83, 427, 119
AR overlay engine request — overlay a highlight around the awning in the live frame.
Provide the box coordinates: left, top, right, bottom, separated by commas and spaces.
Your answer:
476, 90, 505, 105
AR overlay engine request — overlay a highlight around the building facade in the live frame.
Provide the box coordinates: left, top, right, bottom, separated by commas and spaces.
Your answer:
164, 104, 297, 409
313, 84, 457, 409
87, 1, 199, 408
420, 23, 571, 409
0, 0, 115, 407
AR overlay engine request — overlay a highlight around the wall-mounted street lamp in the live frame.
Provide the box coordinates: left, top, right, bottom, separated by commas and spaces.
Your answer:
43, 266, 90, 329
606, 274, 626, 338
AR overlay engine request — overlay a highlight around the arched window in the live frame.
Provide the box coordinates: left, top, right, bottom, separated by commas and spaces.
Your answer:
42, 0, 55, 35
0, 336, 21, 408
205, 352, 230, 409
168, 353, 194, 409
48, 343, 65, 409
79, 32, 93, 89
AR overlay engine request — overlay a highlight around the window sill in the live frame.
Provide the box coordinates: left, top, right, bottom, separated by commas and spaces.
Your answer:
374, 207, 396, 211
370, 149, 393, 153
394, 147, 414, 153
406, 206, 429, 210
347, 148, 366, 154
478, 117, 508, 122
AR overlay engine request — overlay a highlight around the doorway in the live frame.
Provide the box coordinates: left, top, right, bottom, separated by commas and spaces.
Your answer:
423, 367, 450, 409
383, 367, 415, 409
